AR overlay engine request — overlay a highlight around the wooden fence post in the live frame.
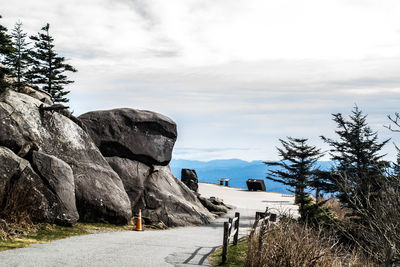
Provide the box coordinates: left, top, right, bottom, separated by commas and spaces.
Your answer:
385, 246, 394, 267
222, 221, 229, 264
233, 212, 240, 245
258, 220, 265, 252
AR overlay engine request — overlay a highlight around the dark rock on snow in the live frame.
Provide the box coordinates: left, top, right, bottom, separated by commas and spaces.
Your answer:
181, 169, 199, 192
0, 91, 131, 225
79, 108, 177, 166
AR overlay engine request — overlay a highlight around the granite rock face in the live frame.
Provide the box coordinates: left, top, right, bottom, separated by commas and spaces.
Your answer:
0, 89, 218, 228
79, 108, 177, 166
0, 147, 78, 225
0, 91, 132, 225
107, 157, 215, 227
31, 151, 79, 225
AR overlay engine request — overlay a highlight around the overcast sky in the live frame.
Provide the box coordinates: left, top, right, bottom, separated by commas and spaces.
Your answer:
3, 0, 400, 161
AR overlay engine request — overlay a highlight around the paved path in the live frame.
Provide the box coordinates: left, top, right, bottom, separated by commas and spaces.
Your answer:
0, 183, 297, 267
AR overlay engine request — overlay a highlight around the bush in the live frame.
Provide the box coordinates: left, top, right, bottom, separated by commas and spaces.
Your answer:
246, 219, 374, 267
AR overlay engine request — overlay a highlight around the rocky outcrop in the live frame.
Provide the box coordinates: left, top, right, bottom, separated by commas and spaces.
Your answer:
79, 108, 177, 166
198, 196, 231, 216
0, 90, 132, 225
31, 151, 79, 225
0, 147, 78, 225
106, 157, 147, 211
0, 89, 219, 228
80, 108, 215, 227
107, 157, 215, 227
24, 86, 53, 105
181, 169, 199, 192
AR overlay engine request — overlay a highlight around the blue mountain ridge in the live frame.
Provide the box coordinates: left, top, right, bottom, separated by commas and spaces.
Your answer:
170, 159, 333, 194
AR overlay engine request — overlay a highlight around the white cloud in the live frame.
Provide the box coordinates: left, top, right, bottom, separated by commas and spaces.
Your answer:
2, 0, 400, 161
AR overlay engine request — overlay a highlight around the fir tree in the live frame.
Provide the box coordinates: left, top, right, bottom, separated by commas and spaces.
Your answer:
29, 23, 76, 103
4, 22, 30, 91
265, 137, 324, 219
0, 15, 13, 92
321, 106, 389, 215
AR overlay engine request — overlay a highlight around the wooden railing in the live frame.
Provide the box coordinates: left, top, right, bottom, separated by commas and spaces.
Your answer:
222, 212, 240, 264
249, 208, 277, 250
221, 209, 278, 264
385, 246, 400, 267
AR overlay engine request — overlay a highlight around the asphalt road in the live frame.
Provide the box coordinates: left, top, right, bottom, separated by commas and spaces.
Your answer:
0, 184, 297, 267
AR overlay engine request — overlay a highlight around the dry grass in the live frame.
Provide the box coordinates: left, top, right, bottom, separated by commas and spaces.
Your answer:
322, 198, 351, 221
0, 214, 159, 252
246, 219, 374, 267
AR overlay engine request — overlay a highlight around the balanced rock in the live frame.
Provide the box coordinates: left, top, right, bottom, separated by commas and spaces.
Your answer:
107, 157, 215, 227
181, 169, 199, 192
79, 108, 177, 166
0, 91, 132, 225
0, 146, 78, 225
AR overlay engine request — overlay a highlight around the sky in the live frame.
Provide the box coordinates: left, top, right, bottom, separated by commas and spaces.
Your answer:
3, 0, 400, 161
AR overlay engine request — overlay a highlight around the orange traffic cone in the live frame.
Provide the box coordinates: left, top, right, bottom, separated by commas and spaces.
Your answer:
135, 209, 143, 231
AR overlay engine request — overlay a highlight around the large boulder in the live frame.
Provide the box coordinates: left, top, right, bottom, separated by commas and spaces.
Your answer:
0, 147, 78, 225
106, 157, 148, 211
79, 108, 177, 166
0, 91, 132, 225
107, 157, 215, 227
31, 151, 79, 225
181, 169, 199, 192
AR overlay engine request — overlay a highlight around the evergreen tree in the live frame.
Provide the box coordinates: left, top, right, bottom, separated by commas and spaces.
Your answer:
308, 169, 335, 203
29, 23, 76, 103
4, 22, 30, 91
265, 137, 324, 219
0, 15, 12, 92
321, 106, 389, 215
392, 149, 400, 178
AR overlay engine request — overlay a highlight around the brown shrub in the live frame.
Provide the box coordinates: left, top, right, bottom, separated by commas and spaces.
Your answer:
246, 219, 374, 267
0, 212, 41, 240
322, 198, 351, 221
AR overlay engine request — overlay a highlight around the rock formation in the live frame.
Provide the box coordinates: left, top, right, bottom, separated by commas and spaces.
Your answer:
0, 147, 78, 225
0, 90, 132, 225
79, 109, 177, 166
107, 157, 213, 226
181, 169, 199, 192
80, 109, 215, 227
198, 196, 232, 216
0, 88, 218, 228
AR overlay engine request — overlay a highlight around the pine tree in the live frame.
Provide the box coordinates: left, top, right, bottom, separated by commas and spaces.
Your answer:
4, 22, 30, 91
0, 15, 13, 92
308, 169, 335, 203
29, 23, 76, 103
321, 106, 389, 214
265, 137, 324, 218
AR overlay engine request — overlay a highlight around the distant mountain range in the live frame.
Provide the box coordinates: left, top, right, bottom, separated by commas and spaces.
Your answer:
170, 159, 333, 193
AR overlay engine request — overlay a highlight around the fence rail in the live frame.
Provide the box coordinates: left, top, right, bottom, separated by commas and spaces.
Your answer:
221, 208, 277, 264
222, 212, 240, 263
385, 246, 400, 267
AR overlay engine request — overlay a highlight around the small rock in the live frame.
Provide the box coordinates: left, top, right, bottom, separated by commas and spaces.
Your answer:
181, 169, 198, 192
